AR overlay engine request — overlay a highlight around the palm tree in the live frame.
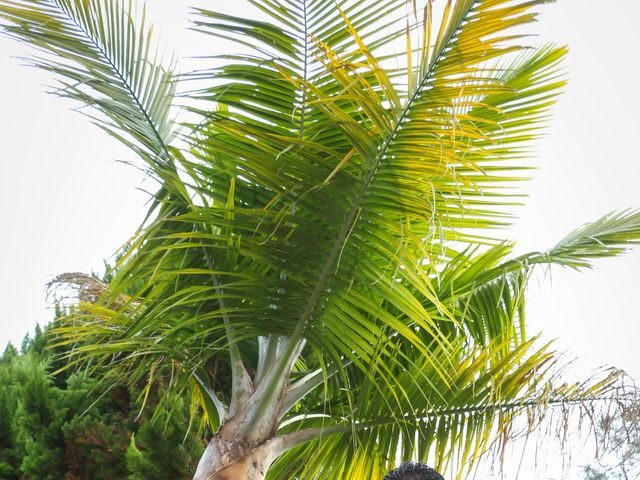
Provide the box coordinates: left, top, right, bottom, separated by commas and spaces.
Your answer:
1, 0, 639, 479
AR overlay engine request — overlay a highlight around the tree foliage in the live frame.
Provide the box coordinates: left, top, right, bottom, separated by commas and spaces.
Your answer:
1, 0, 639, 478
583, 404, 640, 480
0, 325, 204, 480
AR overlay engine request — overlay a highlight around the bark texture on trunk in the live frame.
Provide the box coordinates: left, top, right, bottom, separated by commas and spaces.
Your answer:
192, 337, 307, 479
193, 433, 272, 480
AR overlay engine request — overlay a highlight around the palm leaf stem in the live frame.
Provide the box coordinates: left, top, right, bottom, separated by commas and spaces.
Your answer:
271, 388, 626, 457
298, 0, 309, 136
202, 246, 253, 419
193, 370, 227, 429
279, 360, 352, 418
270, 421, 382, 458
254, 334, 279, 384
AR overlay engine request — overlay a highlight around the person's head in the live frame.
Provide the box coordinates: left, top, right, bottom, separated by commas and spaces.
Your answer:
383, 462, 445, 480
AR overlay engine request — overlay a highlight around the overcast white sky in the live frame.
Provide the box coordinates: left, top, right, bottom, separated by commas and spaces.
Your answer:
1, 1, 639, 477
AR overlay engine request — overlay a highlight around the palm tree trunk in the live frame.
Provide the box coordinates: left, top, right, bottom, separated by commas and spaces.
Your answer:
193, 434, 272, 480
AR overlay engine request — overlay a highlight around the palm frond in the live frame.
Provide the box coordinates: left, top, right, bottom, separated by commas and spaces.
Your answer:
269, 336, 625, 480
546, 209, 640, 269
0, 0, 176, 172
46, 0, 571, 431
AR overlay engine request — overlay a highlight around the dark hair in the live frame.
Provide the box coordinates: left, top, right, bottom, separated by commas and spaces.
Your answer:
383, 462, 445, 480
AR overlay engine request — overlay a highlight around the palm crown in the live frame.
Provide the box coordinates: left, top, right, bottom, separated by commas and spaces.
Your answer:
1, 0, 639, 478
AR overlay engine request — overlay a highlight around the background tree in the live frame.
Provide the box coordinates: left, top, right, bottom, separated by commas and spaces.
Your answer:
1, 0, 639, 479
127, 394, 205, 480
0, 322, 205, 480
0, 344, 21, 479
12, 353, 67, 479
583, 404, 640, 480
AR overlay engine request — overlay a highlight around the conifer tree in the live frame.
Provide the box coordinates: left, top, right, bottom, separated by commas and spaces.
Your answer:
0, 326, 205, 479
127, 394, 204, 480
0, 346, 20, 480
12, 355, 67, 479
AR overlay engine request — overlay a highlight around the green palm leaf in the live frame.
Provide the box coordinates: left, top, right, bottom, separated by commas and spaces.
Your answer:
0, 0, 176, 171
3, 0, 640, 479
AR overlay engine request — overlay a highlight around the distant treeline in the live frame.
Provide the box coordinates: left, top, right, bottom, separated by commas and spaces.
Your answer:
0, 321, 207, 480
